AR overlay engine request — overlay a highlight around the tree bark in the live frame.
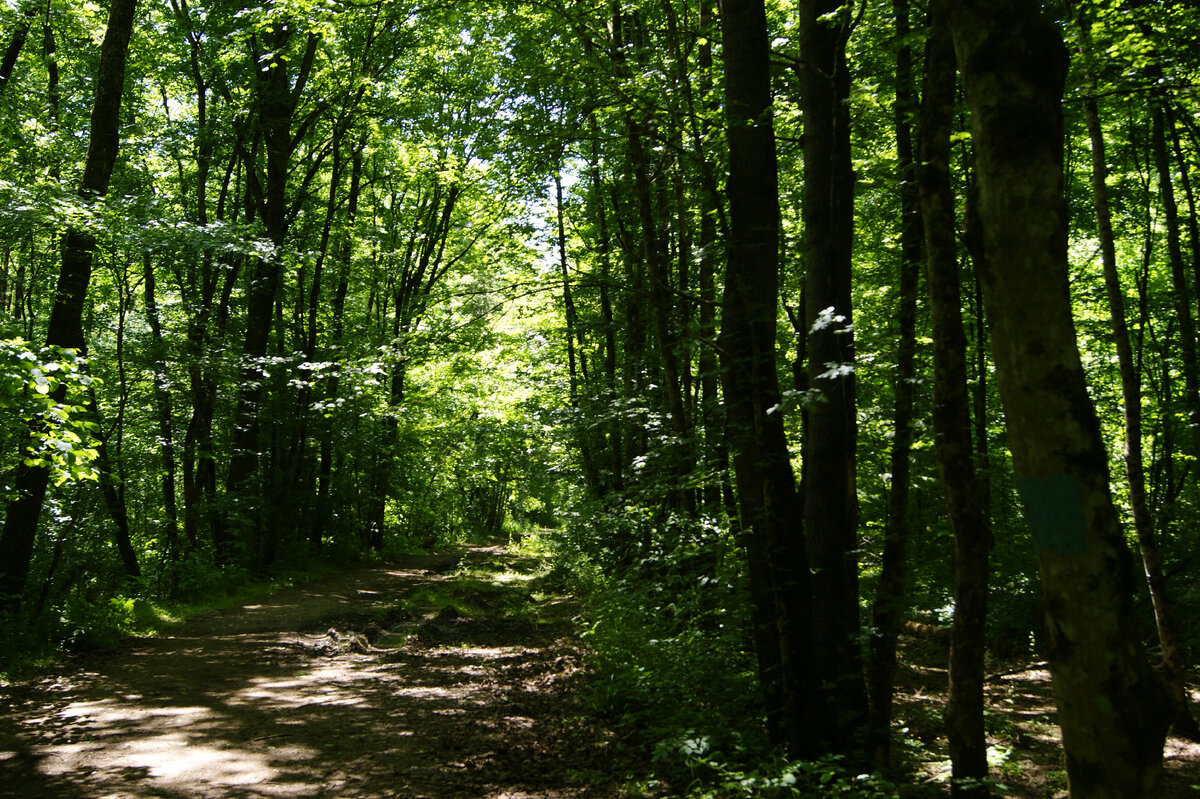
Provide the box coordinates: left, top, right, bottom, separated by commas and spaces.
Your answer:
143, 253, 180, 562
942, 1, 1171, 795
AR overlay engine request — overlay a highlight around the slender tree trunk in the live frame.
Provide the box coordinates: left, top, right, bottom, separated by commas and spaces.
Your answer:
1067, 0, 1198, 741
628, 118, 693, 514
719, 0, 817, 758
317, 136, 365, 545
87, 388, 141, 579
588, 125, 623, 494
0, 0, 139, 616
867, 0, 920, 769
556, 168, 603, 496
943, 2, 1171, 795
798, 0, 866, 755
918, 14, 990, 795
1152, 104, 1200, 479
225, 30, 318, 566
143, 253, 180, 563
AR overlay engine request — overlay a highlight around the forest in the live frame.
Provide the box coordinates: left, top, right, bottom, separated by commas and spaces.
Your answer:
0, 0, 1198, 796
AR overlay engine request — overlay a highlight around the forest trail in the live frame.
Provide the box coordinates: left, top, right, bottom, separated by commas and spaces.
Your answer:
0, 544, 643, 799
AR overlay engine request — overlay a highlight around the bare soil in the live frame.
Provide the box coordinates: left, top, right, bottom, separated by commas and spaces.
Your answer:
0, 545, 647, 799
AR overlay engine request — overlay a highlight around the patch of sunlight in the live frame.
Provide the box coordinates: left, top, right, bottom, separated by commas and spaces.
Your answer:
59, 699, 214, 727
229, 674, 367, 709
458, 646, 529, 659
925, 759, 952, 783
395, 685, 475, 700
35, 732, 306, 791
488, 570, 538, 584
987, 744, 1013, 767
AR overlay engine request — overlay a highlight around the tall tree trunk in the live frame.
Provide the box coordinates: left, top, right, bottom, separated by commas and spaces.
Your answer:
143, 253, 180, 563
588, 124, 624, 494
798, 0, 866, 755
628, 118, 693, 514
867, 0, 921, 769
0, 2, 34, 93
918, 14, 990, 795
719, 0, 817, 758
1152, 103, 1200, 486
317, 136, 365, 546
0, 0, 139, 616
943, 1, 1171, 795
225, 30, 318, 565
87, 387, 141, 579
555, 168, 602, 495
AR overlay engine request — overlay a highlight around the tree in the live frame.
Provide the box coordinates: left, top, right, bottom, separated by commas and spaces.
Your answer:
0, 0, 139, 617
718, 0, 816, 756
918, 12, 990, 795
798, 0, 866, 754
942, 0, 1171, 794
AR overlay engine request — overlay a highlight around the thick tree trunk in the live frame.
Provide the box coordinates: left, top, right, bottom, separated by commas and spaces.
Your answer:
798, 0, 866, 755
943, 2, 1171, 795
918, 15, 990, 796
0, 0, 138, 616
0, 3, 34, 94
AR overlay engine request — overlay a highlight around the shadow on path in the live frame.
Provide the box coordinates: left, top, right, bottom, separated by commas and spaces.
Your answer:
0, 546, 636, 799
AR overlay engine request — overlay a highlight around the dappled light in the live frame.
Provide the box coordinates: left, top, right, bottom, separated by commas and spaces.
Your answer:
0, 547, 630, 798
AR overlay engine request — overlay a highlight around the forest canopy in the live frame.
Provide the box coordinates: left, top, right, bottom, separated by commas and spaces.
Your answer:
0, 0, 1198, 796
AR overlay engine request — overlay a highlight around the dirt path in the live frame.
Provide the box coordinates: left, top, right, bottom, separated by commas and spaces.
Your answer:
0, 545, 643, 799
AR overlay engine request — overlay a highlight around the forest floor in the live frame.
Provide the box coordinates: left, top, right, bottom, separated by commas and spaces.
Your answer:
0, 543, 653, 799
2, 544, 1198, 799
892, 627, 1200, 797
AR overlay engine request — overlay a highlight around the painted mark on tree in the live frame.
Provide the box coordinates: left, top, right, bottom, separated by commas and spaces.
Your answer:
1016, 473, 1088, 556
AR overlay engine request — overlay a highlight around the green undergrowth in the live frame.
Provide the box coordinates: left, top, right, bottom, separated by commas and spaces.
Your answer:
548, 509, 898, 799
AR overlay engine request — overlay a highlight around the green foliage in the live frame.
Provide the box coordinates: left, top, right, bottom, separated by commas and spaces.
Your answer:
0, 339, 100, 489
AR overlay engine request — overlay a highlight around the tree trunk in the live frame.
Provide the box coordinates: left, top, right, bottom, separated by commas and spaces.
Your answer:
0, 3, 34, 93
918, 14, 990, 795
943, 1, 1171, 795
719, 0, 817, 758
142, 254, 179, 564
867, 0, 920, 770
798, 0, 866, 755
225, 29, 318, 565
317, 136, 365, 546
0, 0, 139, 616
1068, 0, 1199, 742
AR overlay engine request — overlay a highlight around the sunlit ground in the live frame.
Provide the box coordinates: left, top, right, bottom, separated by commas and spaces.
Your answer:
0, 556, 603, 799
